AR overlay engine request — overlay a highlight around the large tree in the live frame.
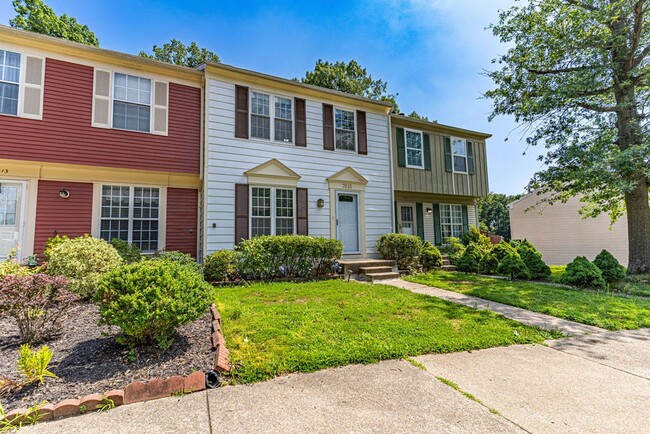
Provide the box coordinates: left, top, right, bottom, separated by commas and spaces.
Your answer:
477, 192, 522, 240
486, 0, 650, 274
299, 59, 399, 111
10, 0, 99, 46
139, 39, 219, 68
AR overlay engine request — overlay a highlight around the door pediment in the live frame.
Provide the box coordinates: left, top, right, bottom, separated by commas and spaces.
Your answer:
326, 167, 368, 189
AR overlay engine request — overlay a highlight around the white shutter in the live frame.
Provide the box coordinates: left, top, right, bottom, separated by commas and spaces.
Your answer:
20, 56, 45, 119
92, 69, 112, 128
152, 80, 169, 136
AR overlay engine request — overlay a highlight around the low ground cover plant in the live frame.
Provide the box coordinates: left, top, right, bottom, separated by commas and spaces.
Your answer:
376, 233, 421, 270
561, 256, 606, 290
17, 344, 57, 384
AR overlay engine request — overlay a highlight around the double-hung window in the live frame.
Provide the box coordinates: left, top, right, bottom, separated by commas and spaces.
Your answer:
452, 138, 468, 173
100, 185, 160, 252
440, 204, 463, 241
405, 129, 424, 168
0, 50, 21, 116
250, 186, 295, 237
335, 108, 355, 150
113, 73, 151, 133
250, 92, 293, 142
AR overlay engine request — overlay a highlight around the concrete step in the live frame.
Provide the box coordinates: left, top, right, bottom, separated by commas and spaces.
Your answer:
360, 266, 394, 274
442, 259, 451, 266
441, 265, 457, 272
366, 272, 401, 282
340, 259, 397, 274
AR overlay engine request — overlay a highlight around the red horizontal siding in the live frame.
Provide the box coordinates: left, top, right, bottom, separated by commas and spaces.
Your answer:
34, 180, 93, 256
0, 58, 201, 174
165, 188, 198, 257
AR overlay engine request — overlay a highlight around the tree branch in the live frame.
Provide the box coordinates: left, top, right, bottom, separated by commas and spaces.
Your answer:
563, 0, 597, 11
577, 102, 619, 112
527, 65, 594, 75
628, 1, 647, 68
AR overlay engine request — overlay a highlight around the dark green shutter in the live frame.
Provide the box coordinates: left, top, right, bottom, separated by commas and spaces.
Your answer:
467, 140, 475, 175
423, 134, 432, 171
462, 205, 469, 234
444, 137, 452, 173
394, 201, 399, 232
416, 203, 424, 241
396, 128, 406, 167
432, 203, 442, 246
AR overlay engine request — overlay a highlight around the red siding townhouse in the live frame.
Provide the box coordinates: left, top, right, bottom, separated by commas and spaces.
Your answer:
0, 26, 203, 259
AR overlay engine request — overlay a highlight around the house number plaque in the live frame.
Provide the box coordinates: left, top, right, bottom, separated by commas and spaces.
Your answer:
341, 183, 353, 190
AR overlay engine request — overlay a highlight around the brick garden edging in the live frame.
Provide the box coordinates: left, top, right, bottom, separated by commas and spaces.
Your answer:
2, 304, 231, 426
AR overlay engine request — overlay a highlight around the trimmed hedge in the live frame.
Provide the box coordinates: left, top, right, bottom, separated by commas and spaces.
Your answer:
593, 250, 626, 282
497, 252, 531, 280
204, 249, 240, 282
561, 256, 606, 290
376, 233, 421, 270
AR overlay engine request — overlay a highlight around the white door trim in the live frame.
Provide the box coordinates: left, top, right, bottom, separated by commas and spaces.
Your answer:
335, 190, 361, 255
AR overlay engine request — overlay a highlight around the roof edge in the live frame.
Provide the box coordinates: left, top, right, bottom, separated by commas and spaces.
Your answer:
391, 114, 492, 140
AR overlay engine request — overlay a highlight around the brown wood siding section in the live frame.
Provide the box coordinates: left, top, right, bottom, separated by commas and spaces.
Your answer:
34, 180, 93, 256
392, 126, 489, 198
0, 58, 201, 174
165, 188, 198, 257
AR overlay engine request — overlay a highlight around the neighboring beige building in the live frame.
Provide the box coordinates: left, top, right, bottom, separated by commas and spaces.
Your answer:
508, 192, 629, 266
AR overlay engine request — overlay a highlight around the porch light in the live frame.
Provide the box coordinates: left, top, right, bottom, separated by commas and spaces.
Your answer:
426, 207, 433, 214
59, 189, 70, 199
317, 198, 325, 208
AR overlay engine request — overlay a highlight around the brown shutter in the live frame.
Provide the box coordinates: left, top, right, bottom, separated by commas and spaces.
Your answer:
234, 184, 249, 244
296, 188, 308, 235
295, 98, 307, 147
235, 85, 249, 139
322, 103, 334, 150
356, 110, 367, 155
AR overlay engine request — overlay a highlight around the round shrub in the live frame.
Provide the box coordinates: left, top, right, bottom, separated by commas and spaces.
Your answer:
110, 238, 142, 264
593, 250, 626, 282
96, 260, 213, 349
376, 233, 421, 270
497, 252, 531, 280
43, 235, 69, 262
517, 242, 551, 280
47, 235, 122, 298
561, 256, 606, 290
420, 241, 442, 271
478, 252, 499, 275
150, 251, 203, 275
491, 240, 518, 262
456, 244, 483, 273
204, 249, 240, 282
440, 237, 465, 264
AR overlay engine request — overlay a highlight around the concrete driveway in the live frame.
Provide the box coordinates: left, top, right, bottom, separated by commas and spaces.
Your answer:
23, 329, 650, 434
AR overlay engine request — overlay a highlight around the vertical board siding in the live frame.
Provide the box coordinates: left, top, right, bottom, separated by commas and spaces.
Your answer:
165, 188, 198, 257
34, 180, 93, 256
0, 58, 201, 174
205, 78, 392, 255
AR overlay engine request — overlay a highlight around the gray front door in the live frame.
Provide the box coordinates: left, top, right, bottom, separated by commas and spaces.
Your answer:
337, 192, 360, 254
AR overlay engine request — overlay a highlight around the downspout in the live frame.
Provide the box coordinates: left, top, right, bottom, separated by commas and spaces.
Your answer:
198, 65, 210, 262
388, 113, 396, 235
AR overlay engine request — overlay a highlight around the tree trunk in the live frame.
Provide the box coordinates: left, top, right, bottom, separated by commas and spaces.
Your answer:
625, 177, 650, 274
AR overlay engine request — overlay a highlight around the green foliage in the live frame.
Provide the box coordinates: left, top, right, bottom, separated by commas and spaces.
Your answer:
455, 244, 483, 273
376, 233, 421, 270
150, 251, 202, 275
491, 240, 518, 262
0, 400, 46, 429
440, 237, 465, 264
461, 226, 493, 253
299, 59, 398, 112
497, 252, 531, 280
17, 344, 57, 384
237, 235, 342, 280
110, 238, 142, 264
139, 39, 220, 68
0, 248, 31, 277
561, 256, 606, 290
0, 274, 76, 344
46, 235, 122, 298
204, 249, 240, 282
477, 193, 521, 239
10, 0, 99, 46
43, 235, 69, 262
593, 250, 627, 283
516, 241, 551, 280
478, 253, 500, 275
419, 241, 442, 271
407, 111, 433, 122
96, 260, 212, 349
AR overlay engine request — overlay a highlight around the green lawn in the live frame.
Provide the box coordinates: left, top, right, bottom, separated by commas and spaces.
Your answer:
405, 271, 650, 331
214, 280, 560, 384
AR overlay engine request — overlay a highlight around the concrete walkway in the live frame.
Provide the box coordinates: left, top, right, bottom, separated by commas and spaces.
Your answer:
383, 278, 606, 336
23, 329, 650, 433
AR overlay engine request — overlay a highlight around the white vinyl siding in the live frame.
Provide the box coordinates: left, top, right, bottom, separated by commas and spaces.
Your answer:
205, 78, 392, 255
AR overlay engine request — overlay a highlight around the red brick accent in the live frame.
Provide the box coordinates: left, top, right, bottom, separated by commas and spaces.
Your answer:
53, 399, 81, 418
211, 320, 221, 333
79, 394, 104, 412
183, 371, 206, 393
105, 389, 125, 407
38, 403, 55, 422
123, 376, 187, 404
5, 408, 28, 422
123, 381, 148, 404
215, 344, 231, 373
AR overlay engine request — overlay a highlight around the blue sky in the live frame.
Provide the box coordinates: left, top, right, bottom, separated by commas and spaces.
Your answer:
0, 0, 539, 195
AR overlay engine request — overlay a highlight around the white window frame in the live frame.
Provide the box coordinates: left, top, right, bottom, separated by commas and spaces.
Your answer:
111, 72, 153, 134
334, 107, 356, 151
440, 204, 463, 242
249, 90, 294, 144
96, 184, 165, 253
0, 49, 21, 117
451, 137, 468, 174
404, 128, 424, 169
249, 186, 296, 237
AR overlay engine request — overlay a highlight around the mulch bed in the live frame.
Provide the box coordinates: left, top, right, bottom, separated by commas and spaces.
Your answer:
0, 303, 213, 411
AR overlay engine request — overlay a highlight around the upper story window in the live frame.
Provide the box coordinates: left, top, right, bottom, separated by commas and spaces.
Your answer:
335, 108, 355, 151
113, 73, 151, 133
250, 186, 295, 237
0, 50, 21, 116
405, 129, 424, 168
250, 91, 293, 143
452, 138, 467, 173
